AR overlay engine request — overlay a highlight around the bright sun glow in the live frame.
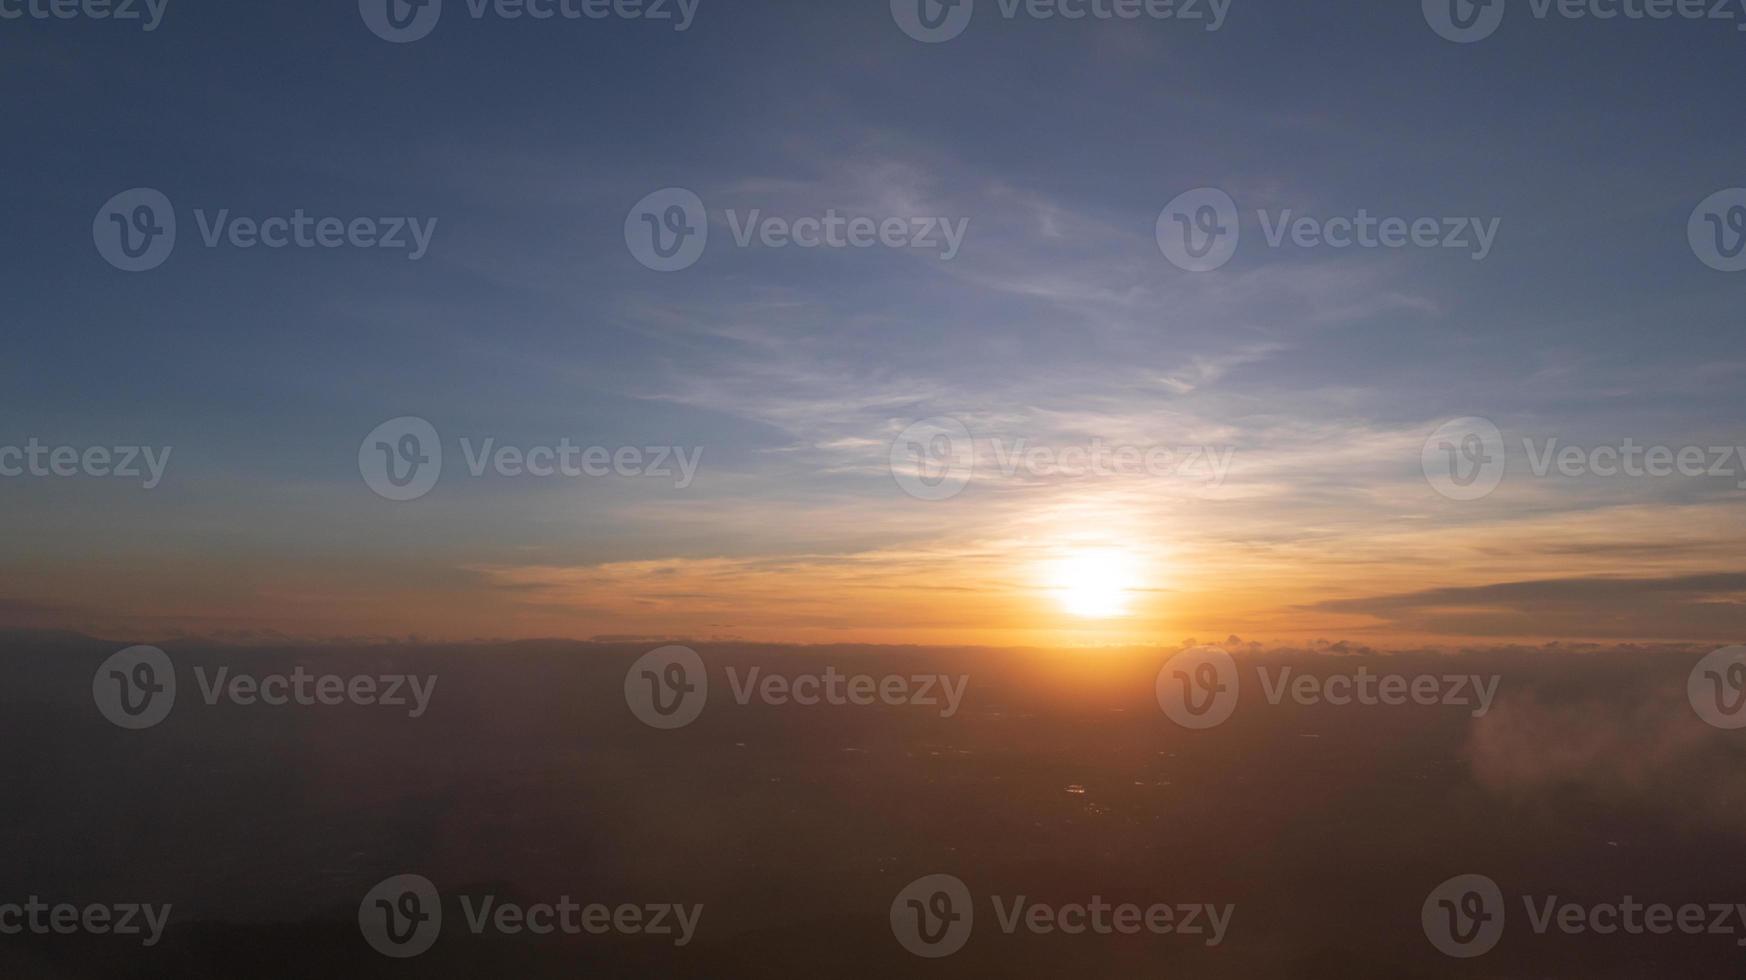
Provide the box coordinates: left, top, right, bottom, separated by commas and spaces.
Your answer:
1045, 548, 1142, 619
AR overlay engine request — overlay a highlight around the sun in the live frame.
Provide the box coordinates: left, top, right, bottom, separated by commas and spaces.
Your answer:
1044, 548, 1142, 619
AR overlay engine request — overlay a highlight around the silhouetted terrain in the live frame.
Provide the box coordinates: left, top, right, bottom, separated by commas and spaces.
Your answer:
5, 632, 1743, 977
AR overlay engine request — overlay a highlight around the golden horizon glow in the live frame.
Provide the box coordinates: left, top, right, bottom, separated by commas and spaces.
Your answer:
14, 494, 1746, 648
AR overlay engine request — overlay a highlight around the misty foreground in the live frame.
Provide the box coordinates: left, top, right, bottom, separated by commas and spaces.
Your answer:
5, 632, 1744, 978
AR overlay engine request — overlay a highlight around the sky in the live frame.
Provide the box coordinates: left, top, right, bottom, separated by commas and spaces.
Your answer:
2, 0, 1744, 646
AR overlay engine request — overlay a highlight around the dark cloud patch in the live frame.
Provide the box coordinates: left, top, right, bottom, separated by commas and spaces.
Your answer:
1308, 573, 1746, 640
0, 596, 70, 630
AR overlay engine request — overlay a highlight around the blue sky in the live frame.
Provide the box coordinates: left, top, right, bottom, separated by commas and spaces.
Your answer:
3, 0, 1744, 644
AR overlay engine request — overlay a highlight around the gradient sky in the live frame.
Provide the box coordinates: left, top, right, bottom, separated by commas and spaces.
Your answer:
3, 0, 1744, 645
